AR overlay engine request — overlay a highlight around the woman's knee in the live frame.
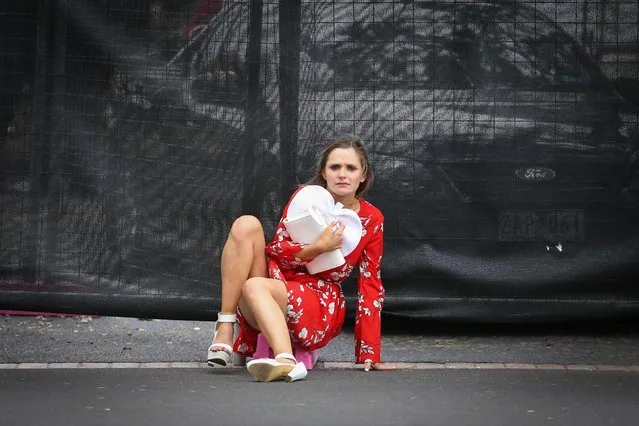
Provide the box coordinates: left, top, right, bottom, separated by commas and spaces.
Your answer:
230, 215, 264, 241
242, 278, 288, 313
241, 277, 266, 300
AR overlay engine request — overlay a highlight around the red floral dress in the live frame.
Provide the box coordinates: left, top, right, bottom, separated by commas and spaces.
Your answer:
233, 189, 386, 364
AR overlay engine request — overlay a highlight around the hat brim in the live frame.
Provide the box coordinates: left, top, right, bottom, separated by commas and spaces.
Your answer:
286, 185, 362, 256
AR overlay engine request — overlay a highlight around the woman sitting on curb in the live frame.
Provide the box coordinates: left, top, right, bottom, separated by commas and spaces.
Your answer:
207, 135, 394, 382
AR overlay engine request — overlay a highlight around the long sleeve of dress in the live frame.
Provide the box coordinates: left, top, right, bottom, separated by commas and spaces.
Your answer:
265, 218, 311, 271
354, 215, 385, 364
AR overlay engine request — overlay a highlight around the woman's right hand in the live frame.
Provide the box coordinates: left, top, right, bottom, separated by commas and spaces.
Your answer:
316, 220, 345, 252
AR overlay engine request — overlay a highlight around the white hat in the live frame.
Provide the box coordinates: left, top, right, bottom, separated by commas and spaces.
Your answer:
286, 185, 362, 256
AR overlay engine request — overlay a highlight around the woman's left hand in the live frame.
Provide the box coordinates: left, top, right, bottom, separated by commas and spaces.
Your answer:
364, 361, 396, 371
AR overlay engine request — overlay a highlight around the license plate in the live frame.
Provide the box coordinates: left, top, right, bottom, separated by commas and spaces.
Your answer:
499, 210, 584, 241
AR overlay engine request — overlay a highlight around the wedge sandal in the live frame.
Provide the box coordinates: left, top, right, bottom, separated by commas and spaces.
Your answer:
206, 313, 236, 367
246, 352, 308, 383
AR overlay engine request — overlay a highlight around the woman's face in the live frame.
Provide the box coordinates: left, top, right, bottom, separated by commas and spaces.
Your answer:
322, 147, 366, 200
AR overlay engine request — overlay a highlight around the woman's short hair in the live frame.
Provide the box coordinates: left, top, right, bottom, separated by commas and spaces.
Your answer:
306, 135, 373, 196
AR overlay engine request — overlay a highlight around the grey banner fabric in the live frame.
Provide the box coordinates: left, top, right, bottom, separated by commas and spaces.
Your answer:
1, 1, 638, 321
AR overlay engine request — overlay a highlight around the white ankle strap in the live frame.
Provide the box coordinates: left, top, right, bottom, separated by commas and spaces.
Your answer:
274, 352, 296, 362
217, 313, 237, 323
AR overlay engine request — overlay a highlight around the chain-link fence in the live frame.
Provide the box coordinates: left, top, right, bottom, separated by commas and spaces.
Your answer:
1, 0, 638, 321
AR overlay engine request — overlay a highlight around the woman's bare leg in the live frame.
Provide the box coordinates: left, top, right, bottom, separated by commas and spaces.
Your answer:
213, 216, 295, 365
212, 215, 268, 347
239, 277, 294, 364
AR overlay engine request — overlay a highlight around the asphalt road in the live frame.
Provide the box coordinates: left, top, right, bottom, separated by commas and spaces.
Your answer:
2, 368, 638, 426
1, 314, 638, 426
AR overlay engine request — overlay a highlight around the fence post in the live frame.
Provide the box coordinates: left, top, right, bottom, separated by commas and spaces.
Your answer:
242, 0, 264, 216
278, 0, 301, 205
23, 0, 53, 284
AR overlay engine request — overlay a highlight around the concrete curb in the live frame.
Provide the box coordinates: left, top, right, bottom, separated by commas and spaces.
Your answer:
2, 362, 639, 371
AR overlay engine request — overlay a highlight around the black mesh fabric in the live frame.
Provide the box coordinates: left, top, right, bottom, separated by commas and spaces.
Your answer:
1, 0, 638, 321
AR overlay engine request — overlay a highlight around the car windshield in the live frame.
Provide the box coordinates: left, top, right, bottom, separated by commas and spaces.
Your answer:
308, 4, 594, 90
